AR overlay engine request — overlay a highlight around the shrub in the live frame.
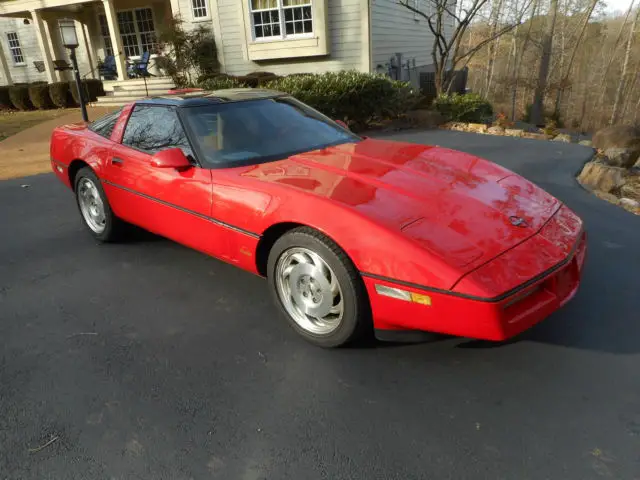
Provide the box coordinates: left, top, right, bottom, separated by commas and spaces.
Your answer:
199, 75, 248, 90
69, 81, 82, 106
0, 86, 11, 109
158, 19, 220, 87
263, 71, 421, 130
434, 93, 493, 123
542, 119, 558, 137
81, 78, 104, 101
49, 82, 71, 108
493, 112, 513, 129
8, 85, 33, 110
28, 83, 53, 109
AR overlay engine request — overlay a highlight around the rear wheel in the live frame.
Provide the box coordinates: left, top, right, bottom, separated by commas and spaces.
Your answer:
267, 227, 370, 347
74, 167, 125, 242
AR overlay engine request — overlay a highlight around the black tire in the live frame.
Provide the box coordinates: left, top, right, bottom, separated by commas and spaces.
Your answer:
74, 167, 126, 242
267, 227, 371, 348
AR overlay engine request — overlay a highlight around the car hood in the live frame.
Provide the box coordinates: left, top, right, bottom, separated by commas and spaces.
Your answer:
243, 138, 561, 271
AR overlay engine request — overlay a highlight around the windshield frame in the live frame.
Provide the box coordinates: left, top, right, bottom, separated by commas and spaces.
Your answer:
177, 96, 363, 170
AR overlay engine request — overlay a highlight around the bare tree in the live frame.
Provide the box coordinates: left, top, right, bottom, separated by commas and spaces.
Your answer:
399, 0, 526, 95
529, 0, 559, 125
610, 5, 640, 124
552, 0, 599, 117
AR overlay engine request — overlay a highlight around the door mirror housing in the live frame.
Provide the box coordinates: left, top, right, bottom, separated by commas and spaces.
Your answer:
150, 148, 191, 170
335, 119, 349, 130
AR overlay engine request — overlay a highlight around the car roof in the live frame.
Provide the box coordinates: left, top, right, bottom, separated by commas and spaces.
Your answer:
136, 88, 288, 107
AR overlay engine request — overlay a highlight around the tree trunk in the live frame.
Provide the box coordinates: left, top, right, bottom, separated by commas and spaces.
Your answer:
553, 0, 598, 118
484, 0, 504, 96
598, 0, 636, 110
610, 7, 639, 125
530, 0, 559, 126
511, 0, 538, 121
620, 70, 638, 122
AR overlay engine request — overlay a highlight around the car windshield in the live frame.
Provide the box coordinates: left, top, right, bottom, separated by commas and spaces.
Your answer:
180, 96, 361, 167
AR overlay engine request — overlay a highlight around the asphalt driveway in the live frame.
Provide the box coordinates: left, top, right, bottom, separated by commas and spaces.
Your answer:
1, 130, 638, 479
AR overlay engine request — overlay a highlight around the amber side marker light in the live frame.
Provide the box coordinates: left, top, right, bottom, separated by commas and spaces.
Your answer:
375, 284, 432, 306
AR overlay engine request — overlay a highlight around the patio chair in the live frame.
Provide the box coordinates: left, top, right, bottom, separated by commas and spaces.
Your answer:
98, 55, 118, 80
127, 51, 153, 78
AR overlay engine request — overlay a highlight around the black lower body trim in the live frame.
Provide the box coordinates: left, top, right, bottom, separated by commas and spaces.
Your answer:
102, 179, 261, 239
374, 329, 445, 343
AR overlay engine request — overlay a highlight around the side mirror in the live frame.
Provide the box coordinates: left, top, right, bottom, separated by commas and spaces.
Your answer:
335, 119, 349, 130
150, 148, 191, 170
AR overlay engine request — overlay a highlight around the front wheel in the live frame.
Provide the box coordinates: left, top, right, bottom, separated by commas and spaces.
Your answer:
267, 227, 370, 348
74, 167, 126, 242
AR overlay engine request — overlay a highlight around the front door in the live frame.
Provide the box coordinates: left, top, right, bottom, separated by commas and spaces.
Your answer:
104, 104, 218, 256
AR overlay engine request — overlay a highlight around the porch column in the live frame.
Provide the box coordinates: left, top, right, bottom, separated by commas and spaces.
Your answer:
81, 18, 97, 79
102, 0, 126, 80
30, 9, 56, 83
0, 40, 12, 86
169, 0, 182, 19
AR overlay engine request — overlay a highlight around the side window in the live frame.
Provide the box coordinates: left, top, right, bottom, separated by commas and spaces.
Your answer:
122, 105, 193, 157
88, 109, 122, 139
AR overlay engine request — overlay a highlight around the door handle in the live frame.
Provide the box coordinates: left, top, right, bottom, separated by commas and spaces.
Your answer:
111, 157, 124, 165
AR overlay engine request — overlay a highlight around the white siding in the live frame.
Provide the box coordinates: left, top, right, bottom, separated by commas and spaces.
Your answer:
0, 18, 48, 84
216, 0, 366, 76
370, 0, 454, 71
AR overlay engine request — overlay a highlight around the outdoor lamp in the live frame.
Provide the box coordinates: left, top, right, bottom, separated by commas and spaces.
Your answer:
58, 18, 88, 122
58, 18, 79, 49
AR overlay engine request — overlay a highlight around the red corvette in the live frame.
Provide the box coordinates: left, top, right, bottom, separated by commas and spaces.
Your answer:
50, 89, 587, 347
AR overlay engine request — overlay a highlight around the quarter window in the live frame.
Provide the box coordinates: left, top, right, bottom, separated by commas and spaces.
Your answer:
122, 106, 192, 157
250, 0, 313, 40
89, 109, 122, 139
6, 32, 24, 65
192, 0, 209, 19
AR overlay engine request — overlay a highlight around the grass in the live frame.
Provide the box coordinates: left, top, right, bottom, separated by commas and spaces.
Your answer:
0, 108, 80, 142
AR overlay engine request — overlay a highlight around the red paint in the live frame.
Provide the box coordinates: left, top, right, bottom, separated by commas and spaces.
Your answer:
50, 106, 587, 341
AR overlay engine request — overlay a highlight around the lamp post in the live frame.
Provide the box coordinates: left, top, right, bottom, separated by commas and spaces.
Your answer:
58, 18, 88, 122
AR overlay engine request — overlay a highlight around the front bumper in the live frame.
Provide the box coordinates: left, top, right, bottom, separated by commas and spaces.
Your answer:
365, 229, 587, 342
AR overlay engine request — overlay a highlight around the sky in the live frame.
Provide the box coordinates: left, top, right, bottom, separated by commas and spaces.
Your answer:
603, 0, 635, 13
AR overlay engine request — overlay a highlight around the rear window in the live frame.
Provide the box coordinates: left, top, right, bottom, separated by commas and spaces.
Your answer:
88, 109, 122, 139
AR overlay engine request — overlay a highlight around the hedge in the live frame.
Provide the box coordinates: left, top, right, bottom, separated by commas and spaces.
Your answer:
68, 79, 105, 104
0, 86, 11, 109
262, 71, 422, 130
49, 82, 71, 108
28, 83, 53, 109
8, 85, 33, 110
433, 93, 493, 123
199, 75, 248, 90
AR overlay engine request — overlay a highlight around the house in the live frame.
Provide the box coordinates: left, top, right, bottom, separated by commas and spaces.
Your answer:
0, 0, 453, 102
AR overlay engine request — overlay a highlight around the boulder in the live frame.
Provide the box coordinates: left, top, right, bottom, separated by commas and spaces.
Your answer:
442, 122, 467, 131
504, 128, 524, 137
603, 147, 638, 168
487, 126, 505, 135
522, 132, 550, 140
579, 140, 593, 147
620, 177, 640, 201
553, 133, 572, 143
592, 125, 640, 165
619, 197, 640, 213
467, 123, 488, 134
406, 109, 445, 128
577, 160, 627, 193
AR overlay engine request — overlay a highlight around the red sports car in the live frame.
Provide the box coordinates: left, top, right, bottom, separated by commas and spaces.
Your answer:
50, 89, 587, 347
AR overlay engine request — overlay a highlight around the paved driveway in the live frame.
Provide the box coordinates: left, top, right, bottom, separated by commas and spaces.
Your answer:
1, 131, 638, 479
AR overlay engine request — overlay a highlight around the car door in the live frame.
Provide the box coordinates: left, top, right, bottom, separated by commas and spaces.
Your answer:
103, 104, 218, 256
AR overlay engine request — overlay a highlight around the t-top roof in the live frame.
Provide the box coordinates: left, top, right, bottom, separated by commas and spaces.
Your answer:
137, 88, 288, 107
